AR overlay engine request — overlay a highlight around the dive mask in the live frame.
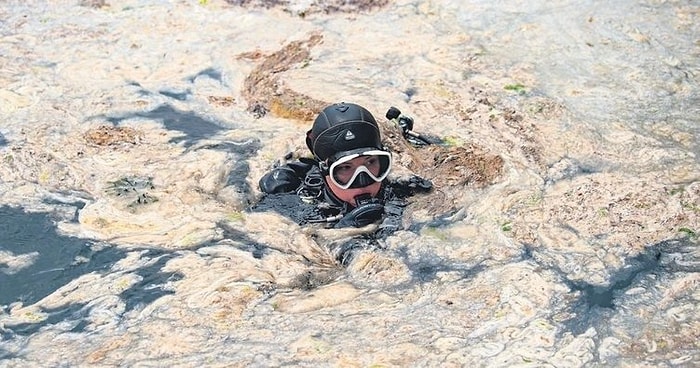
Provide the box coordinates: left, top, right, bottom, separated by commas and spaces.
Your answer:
324, 149, 392, 190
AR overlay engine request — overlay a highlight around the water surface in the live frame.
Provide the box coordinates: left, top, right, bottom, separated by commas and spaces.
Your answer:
1, 0, 698, 366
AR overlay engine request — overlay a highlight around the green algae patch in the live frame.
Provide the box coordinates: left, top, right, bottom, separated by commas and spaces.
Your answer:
678, 227, 696, 239
504, 83, 527, 94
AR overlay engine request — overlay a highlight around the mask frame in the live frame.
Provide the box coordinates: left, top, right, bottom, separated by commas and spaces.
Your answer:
324, 149, 392, 190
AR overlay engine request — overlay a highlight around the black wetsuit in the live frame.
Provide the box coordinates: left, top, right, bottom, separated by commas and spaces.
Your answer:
252, 157, 433, 253
251, 109, 439, 263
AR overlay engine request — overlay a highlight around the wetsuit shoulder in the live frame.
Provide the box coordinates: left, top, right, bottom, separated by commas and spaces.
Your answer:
258, 158, 317, 194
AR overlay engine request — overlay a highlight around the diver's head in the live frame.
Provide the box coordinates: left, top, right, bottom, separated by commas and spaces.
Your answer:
306, 102, 392, 206
306, 102, 383, 160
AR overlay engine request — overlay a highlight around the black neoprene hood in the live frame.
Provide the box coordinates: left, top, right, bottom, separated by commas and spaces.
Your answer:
306, 102, 383, 161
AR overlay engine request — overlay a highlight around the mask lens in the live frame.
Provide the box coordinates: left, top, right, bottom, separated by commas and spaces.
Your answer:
329, 150, 391, 189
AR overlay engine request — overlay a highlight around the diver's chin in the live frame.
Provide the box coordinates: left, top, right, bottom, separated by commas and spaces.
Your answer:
325, 177, 382, 207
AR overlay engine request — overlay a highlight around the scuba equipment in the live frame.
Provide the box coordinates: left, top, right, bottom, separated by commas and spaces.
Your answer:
323, 148, 392, 190
297, 165, 324, 203
333, 193, 385, 228
385, 106, 415, 133
385, 106, 443, 146
257, 102, 436, 230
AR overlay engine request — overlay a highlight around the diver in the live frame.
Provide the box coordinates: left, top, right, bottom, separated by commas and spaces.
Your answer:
254, 102, 433, 235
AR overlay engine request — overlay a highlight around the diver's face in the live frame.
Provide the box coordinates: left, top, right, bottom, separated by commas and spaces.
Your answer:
324, 154, 387, 207
324, 157, 381, 207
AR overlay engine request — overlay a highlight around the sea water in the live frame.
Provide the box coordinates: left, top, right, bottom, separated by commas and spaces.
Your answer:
1, 0, 698, 366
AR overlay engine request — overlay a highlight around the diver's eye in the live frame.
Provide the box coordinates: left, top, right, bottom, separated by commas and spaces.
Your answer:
365, 156, 379, 166
335, 164, 353, 173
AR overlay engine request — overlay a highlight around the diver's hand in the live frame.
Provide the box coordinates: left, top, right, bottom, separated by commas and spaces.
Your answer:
334, 202, 384, 228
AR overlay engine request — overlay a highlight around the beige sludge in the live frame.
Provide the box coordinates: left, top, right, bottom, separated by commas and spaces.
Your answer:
0, 0, 698, 367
